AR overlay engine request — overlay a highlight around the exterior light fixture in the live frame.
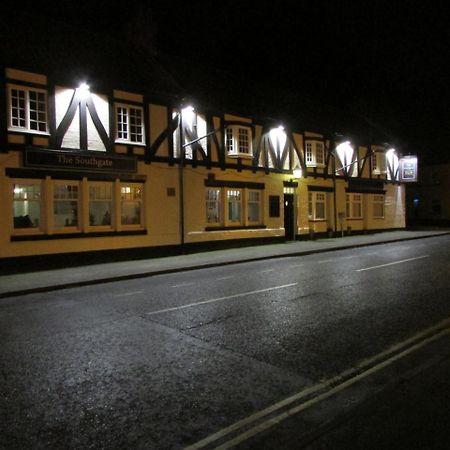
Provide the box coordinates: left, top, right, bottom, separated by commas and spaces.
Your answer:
77, 82, 90, 99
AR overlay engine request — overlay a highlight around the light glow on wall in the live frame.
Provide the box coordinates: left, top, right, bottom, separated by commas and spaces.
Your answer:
269, 126, 287, 154
293, 165, 302, 179
181, 105, 195, 130
335, 141, 354, 171
386, 148, 399, 180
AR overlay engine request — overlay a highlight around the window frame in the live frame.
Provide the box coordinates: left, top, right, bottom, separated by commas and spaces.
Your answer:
225, 125, 253, 158
114, 103, 145, 145
12, 180, 44, 234
206, 188, 222, 226
308, 191, 327, 221
120, 183, 144, 228
305, 141, 325, 167
247, 189, 262, 224
346, 193, 363, 219
7, 84, 49, 134
372, 194, 385, 219
371, 151, 386, 174
88, 182, 114, 229
53, 181, 80, 231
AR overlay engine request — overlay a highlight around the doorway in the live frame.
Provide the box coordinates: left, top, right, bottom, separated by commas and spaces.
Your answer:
284, 193, 295, 240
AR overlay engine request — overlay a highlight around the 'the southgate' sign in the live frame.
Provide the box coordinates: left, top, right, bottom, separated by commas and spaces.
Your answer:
24, 149, 137, 173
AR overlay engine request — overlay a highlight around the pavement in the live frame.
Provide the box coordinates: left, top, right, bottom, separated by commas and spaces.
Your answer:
1, 229, 449, 299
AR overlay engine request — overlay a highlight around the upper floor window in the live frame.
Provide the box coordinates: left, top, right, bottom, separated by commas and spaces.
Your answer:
305, 141, 325, 167
371, 151, 386, 174
115, 104, 145, 144
226, 125, 252, 157
8, 85, 48, 133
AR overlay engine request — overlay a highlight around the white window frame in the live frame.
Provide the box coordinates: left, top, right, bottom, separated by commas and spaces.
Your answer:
12, 180, 43, 234
8, 84, 48, 134
120, 183, 144, 227
206, 188, 222, 226
53, 181, 80, 231
308, 191, 327, 221
305, 141, 325, 167
88, 182, 114, 229
225, 125, 252, 158
373, 194, 385, 218
205, 187, 263, 227
115, 103, 145, 145
346, 193, 363, 219
247, 190, 261, 224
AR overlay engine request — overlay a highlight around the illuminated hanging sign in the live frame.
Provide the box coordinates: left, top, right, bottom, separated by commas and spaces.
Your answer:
399, 155, 418, 182
24, 149, 137, 173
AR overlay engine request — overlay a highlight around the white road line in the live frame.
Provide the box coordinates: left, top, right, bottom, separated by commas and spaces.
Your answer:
146, 283, 298, 316
356, 255, 430, 272
113, 290, 142, 297
185, 316, 450, 450
260, 269, 274, 273
171, 282, 194, 288
217, 276, 235, 281
317, 259, 335, 264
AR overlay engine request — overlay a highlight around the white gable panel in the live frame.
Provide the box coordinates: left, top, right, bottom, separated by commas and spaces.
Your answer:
55, 86, 74, 127
91, 93, 109, 137
87, 113, 105, 152
61, 108, 80, 149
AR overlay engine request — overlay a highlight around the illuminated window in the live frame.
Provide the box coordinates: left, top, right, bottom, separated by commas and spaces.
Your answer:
308, 191, 326, 220
247, 190, 261, 223
115, 104, 145, 144
54, 182, 79, 228
12, 182, 42, 230
8, 85, 48, 133
227, 189, 242, 223
121, 184, 143, 226
346, 193, 363, 219
89, 183, 113, 227
226, 126, 252, 157
305, 141, 325, 167
373, 195, 385, 218
206, 189, 221, 224
206, 187, 263, 227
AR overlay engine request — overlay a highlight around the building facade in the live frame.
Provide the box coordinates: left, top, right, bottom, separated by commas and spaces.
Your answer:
0, 64, 407, 269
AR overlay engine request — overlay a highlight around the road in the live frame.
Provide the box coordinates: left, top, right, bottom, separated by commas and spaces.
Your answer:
1, 235, 449, 449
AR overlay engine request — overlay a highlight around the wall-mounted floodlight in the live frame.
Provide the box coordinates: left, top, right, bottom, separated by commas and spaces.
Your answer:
77, 82, 90, 99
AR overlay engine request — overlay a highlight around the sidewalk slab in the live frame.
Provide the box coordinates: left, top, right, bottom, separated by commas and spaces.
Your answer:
1, 230, 448, 299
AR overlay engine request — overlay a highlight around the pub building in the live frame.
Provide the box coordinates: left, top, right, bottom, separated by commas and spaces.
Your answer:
0, 13, 414, 272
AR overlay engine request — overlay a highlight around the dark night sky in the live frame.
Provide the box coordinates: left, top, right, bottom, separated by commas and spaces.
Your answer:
5, 0, 450, 163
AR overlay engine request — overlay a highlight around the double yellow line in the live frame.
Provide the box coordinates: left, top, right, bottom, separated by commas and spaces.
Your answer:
186, 317, 450, 450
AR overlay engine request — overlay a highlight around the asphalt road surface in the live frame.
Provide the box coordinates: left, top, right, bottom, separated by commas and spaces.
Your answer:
1, 235, 449, 449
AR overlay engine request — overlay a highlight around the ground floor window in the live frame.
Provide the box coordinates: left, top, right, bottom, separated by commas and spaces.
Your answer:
11, 178, 144, 235
206, 187, 263, 227
373, 194, 385, 218
121, 184, 142, 225
89, 183, 113, 227
54, 182, 79, 228
13, 182, 41, 229
308, 191, 326, 220
346, 193, 362, 219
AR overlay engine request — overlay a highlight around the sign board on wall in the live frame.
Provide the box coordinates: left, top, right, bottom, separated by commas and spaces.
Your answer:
399, 155, 418, 182
24, 149, 137, 173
